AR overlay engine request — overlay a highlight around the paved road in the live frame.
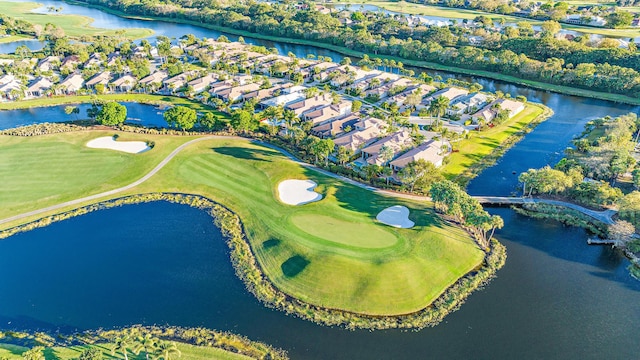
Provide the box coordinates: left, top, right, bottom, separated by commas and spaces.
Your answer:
0, 135, 617, 227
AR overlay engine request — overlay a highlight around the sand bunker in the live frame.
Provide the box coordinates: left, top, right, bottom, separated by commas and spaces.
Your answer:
278, 179, 322, 205
376, 206, 414, 229
86, 136, 151, 154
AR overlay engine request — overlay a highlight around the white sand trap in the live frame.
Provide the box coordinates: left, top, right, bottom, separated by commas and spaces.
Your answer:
278, 179, 322, 205
376, 205, 415, 229
86, 136, 151, 154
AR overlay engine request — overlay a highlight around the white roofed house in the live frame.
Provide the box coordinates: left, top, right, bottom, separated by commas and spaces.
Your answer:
85, 71, 112, 90
162, 71, 196, 92
57, 73, 84, 95
445, 93, 490, 117
389, 139, 449, 170
0, 75, 23, 100
471, 98, 525, 125
360, 129, 415, 166
138, 70, 169, 92
214, 82, 261, 103
422, 87, 469, 106
36, 56, 60, 72
333, 117, 387, 154
302, 100, 352, 125
25, 77, 53, 98
111, 74, 138, 92
186, 73, 218, 94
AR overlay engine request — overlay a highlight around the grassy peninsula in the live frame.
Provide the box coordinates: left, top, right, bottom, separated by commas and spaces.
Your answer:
0, 130, 485, 316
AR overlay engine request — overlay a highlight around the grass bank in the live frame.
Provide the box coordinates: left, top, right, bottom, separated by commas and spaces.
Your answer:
0, 131, 484, 318
65, 0, 640, 105
0, 34, 33, 44
443, 103, 551, 184
0, 1, 152, 39
0, 342, 249, 360
0, 94, 224, 113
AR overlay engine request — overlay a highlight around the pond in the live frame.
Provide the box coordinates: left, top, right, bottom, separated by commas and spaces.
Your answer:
0, 102, 167, 130
0, 202, 638, 359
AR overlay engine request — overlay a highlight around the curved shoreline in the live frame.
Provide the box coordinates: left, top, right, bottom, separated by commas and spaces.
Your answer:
64, 0, 640, 106
0, 193, 505, 330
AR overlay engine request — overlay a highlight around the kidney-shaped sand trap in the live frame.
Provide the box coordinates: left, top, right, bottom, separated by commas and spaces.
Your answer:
376, 205, 415, 229
86, 136, 151, 154
278, 179, 322, 205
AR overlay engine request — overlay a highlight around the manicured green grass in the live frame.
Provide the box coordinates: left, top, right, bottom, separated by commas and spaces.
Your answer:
289, 213, 399, 248
0, 1, 153, 39
0, 131, 197, 219
0, 34, 32, 44
442, 103, 545, 179
125, 138, 485, 315
0, 342, 250, 359
0, 133, 484, 315
338, 0, 640, 37
0, 94, 223, 115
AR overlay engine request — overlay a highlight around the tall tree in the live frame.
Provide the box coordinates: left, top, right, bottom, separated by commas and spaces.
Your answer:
164, 106, 197, 130
96, 102, 127, 126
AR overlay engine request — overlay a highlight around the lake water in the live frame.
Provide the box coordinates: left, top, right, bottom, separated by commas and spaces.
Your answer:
0, 102, 167, 130
1, 203, 638, 359
0, 1, 639, 358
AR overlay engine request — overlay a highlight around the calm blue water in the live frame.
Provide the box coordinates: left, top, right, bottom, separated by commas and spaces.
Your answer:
0, 202, 638, 359
0, 102, 167, 129
0, 1, 639, 358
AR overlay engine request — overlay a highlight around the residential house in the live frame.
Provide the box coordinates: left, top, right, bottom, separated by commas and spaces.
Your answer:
389, 139, 448, 170
422, 87, 469, 105
58, 73, 84, 94
163, 71, 196, 92
333, 117, 386, 153
302, 100, 352, 125
311, 112, 361, 138
471, 98, 525, 124
85, 71, 112, 89
285, 94, 333, 116
25, 77, 53, 97
139, 70, 169, 90
36, 56, 60, 72
0, 75, 23, 99
360, 130, 414, 166
111, 74, 138, 92
187, 73, 218, 94
60, 55, 81, 71
446, 92, 490, 116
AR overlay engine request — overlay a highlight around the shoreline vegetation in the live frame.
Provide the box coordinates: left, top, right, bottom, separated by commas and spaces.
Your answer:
64, 0, 640, 106
0, 325, 288, 360
0, 192, 506, 330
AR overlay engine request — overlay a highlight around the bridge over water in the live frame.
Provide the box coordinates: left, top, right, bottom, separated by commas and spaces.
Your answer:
472, 196, 616, 225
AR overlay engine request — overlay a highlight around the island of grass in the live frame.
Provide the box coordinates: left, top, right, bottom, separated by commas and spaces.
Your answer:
0, 130, 487, 322
0, 1, 152, 40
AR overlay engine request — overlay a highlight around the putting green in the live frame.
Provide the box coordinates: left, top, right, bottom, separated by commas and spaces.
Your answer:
290, 213, 399, 249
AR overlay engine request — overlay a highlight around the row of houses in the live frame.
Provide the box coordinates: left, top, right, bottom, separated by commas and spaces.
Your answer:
0, 38, 525, 171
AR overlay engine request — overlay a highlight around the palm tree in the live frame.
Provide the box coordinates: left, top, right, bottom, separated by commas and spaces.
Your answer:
112, 334, 133, 360
21, 347, 44, 360
133, 334, 158, 360
154, 341, 181, 360
428, 95, 450, 129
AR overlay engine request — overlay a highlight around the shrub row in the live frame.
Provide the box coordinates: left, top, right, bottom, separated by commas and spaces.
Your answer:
0, 122, 86, 136
513, 202, 608, 236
